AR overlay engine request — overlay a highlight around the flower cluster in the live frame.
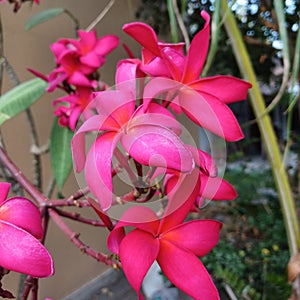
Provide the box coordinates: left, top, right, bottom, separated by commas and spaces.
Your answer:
32, 30, 119, 130
69, 10, 251, 299
0, 182, 53, 278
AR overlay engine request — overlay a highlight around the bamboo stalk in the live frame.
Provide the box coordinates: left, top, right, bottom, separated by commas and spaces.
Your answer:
220, 0, 300, 256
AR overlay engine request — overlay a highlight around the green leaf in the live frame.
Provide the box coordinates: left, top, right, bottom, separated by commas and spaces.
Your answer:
0, 78, 47, 126
25, 8, 65, 31
50, 118, 74, 191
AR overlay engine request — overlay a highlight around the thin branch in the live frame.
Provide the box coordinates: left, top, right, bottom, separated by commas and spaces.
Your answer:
48, 209, 120, 268
172, 0, 190, 49
67, 186, 90, 200
45, 198, 90, 208
85, 0, 115, 32
45, 177, 56, 199
54, 208, 108, 227
3, 58, 43, 191
222, 283, 238, 300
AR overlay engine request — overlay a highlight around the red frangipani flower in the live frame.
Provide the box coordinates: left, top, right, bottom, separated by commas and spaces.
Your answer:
107, 170, 221, 300
0, 182, 54, 277
53, 86, 95, 131
164, 145, 237, 209
72, 82, 194, 210
124, 11, 252, 142
47, 31, 118, 92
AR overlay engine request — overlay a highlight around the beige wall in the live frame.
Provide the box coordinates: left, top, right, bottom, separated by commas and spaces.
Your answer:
0, 1, 140, 299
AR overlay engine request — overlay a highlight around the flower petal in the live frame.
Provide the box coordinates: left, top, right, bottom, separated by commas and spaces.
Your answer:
131, 103, 182, 136
94, 35, 119, 56
93, 89, 135, 126
157, 239, 220, 300
119, 229, 160, 299
179, 88, 244, 142
0, 221, 54, 278
141, 56, 172, 78
68, 71, 96, 88
0, 197, 43, 239
199, 174, 237, 201
77, 30, 97, 52
143, 77, 182, 112
116, 59, 139, 85
72, 114, 115, 172
161, 46, 185, 81
80, 52, 105, 68
159, 168, 200, 233
186, 145, 218, 177
123, 22, 161, 57
189, 76, 252, 104
181, 11, 210, 83
161, 220, 222, 256
122, 124, 194, 173
85, 132, 120, 210
0, 182, 10, 204
107, 206, 159, 254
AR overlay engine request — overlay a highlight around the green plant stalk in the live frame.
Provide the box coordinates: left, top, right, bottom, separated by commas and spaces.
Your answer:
167, 0, 178, 43
220, 0, 300, 255
202, 0, 221, 77
284, 18, 300, 163
274, 0, 290, 63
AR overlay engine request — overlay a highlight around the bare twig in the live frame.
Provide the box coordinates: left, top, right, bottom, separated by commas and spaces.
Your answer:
222, 283, 238, 300
85, 0, 115, 32
3, 58, 43, 191
172, 0, 190, 49
54, 208, 108, 227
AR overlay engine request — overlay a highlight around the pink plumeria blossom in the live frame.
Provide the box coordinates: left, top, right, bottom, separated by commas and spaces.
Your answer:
47, 51, 98, 92
152, 145, 237, 209
124, 11, 251, 142
70, 31, 119, 69
164, 146, 237, 210
46, 31, 118, 92
0, 182, 54, 278
123, 22, 185, 78
106, 170, 221, 300
53, 87, 95, 131
72, 82, 194, 210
